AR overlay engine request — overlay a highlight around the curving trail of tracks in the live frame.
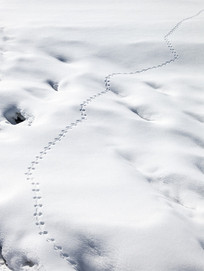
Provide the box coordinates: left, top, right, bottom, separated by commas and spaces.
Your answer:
24, 9, 204, 270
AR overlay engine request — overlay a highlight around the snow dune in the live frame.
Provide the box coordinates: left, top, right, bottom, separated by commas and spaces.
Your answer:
0, 1, 204, 270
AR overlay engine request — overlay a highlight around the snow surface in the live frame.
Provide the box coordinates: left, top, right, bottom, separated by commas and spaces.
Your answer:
0, 0, 204, 270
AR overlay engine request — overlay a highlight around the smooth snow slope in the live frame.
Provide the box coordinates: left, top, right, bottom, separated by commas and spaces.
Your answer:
0, 1, 204, 271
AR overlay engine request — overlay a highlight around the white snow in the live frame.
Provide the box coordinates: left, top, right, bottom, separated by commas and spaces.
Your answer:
0, 0, 204, 270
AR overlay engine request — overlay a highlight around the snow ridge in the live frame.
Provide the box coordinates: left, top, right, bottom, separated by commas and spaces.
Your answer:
24, 9, 204, 270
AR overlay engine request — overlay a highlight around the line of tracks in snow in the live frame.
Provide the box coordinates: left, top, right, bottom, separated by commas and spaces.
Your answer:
23, 9, 204, 271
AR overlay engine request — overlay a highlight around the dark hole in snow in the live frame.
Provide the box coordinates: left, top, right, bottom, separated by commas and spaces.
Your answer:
55, 55, 69, 63
3, 106, 26, 125
23, 260, 35, 267
46, 80, 58, 91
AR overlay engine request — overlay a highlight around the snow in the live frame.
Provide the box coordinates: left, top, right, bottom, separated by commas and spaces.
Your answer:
0, 0, 204, 270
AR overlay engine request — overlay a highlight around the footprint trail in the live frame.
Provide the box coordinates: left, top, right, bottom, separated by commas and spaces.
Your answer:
24, 9, 204, 270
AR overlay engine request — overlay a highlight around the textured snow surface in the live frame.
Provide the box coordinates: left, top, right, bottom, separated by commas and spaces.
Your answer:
0, 0, 204, 270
